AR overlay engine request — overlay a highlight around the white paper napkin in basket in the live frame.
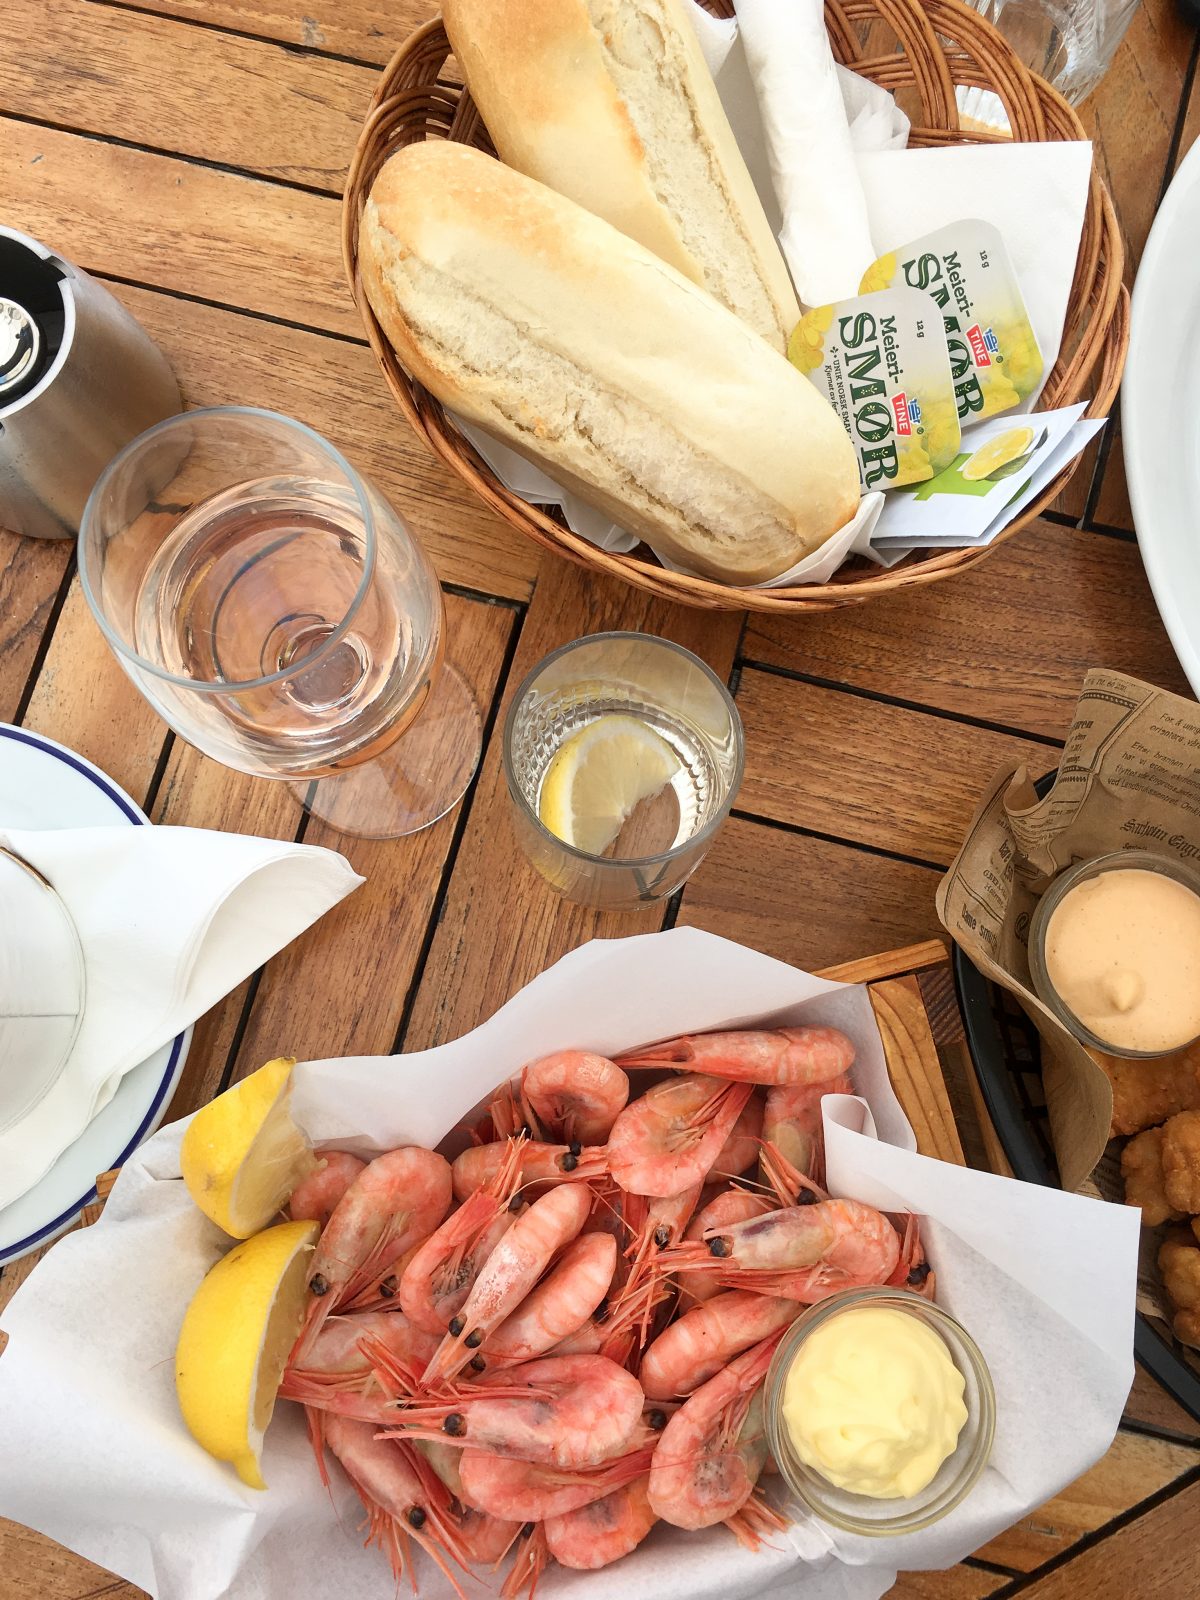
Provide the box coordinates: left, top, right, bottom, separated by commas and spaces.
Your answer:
0, 825, 363, 1211
451, 0, 1093, 582
0, 930, 1137, 1600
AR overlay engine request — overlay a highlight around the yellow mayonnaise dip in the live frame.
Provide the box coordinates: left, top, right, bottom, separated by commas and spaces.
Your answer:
781, 1306, 967, 1499
1044, 867, 1200, 1054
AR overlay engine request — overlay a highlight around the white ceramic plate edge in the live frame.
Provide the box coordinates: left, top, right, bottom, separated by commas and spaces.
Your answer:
1123, 138, 1200, 696
0, 724, 191, 1266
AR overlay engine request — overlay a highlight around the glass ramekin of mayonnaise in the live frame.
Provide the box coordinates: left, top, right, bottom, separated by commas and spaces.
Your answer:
764, 1287, 995, 1535
1028, 849, 1200, 1058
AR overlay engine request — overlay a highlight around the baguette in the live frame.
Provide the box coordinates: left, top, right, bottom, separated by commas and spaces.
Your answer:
442, 0, 799, 353
358, 143, 858, 585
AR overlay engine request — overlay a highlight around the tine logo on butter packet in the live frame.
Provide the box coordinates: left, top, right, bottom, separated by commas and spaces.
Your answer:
788, 287, 960, 491
861, 221, 1044, 424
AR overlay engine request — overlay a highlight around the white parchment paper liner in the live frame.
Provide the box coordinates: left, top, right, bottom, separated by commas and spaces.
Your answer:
0, 930, 1137, 1600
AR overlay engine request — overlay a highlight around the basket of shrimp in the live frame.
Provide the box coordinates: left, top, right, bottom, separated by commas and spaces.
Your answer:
0, 930, 1143, 1598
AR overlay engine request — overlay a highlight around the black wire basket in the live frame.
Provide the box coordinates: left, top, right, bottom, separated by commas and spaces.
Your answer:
952, 777, 1200, 1421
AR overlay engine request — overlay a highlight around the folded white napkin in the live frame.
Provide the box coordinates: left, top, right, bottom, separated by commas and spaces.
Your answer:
0, 826, 363, 1211
731, 0, 879, 304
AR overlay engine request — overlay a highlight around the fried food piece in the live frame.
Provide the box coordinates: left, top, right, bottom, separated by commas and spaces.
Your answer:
1120, 1127, 1185, 1226
1161, 1110, 1200, 1214
1158, 1238, 1200, 1349
1096, 1043, 1200, 1137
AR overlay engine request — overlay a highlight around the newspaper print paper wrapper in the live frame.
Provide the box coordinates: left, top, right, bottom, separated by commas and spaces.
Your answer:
936, 667, 1200, 1191
0, 929, 1136, 1600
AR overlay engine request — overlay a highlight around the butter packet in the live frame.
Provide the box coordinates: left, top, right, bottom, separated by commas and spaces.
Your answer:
789, 287, 961, 491
861, 220, 1044, 423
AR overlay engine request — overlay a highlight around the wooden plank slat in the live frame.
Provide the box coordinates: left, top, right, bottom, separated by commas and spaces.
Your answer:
1, 120, 353, 337
1123, 1363, 1200, 1444
222, 593, 515, 1077
819, 939, 949, 984
677, 816, 942, 970
735, 669, 1050, 867
107, 282, 538, 602
887, 1567, 1008, 1600
21, 580, 167, 805
155, 591, 513, 1112
108, 0, 429, 64
0, 0, 372, 190
0, 536, 71, 721
974, 1430, 1200, 1571
403, 558, 742, 1052
1013, 1475, 1200, 1599
869, 974, 965, 1166
0, 1521, 134, 1600
742, 519, 1189, 742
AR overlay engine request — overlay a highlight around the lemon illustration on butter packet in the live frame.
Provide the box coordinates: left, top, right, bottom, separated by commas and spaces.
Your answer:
861, 221, 1043, 425
788, 287, 960, 492
960, 425, 1037, 481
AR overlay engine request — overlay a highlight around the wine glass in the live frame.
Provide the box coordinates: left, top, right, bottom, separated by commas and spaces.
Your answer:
78, 407, 481, 838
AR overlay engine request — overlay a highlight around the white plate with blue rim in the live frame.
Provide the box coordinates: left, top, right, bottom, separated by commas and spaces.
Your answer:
1124, 137, 1200, 696
0, 724, 190, 1267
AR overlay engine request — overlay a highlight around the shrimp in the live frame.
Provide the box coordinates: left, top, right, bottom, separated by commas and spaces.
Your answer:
678, 1188, 774, 1308
288, 1152, 366, 1228
887, 1212, 936, 1300
711, 1094, 764, 1179
425, 1182, 594, 1380
721, 1389, 787, 1550
457, 1506, 524, 1567
299, 1147, 453, 1350
639, 1291, 800, 1400
761, 1073, 852, 1182
323, 1414, 469, 1597
619, 1025, 855, 1086
606, 1073, 753, 1197
457, 1444, 655, 1521
670, 1198, 901, 1301
345, 1239, 427, 1312
544, 1474, 656, 1570
521, 1051, 630, 1145
486, 1231, 616, 1362
384, 1353, 644, 1469
452, 1138, 606, 1202
648, 1332, 783, 1530
611, 1186, 702, 1350
400, 1144, 524, 1334
280, 1311, 439, 1405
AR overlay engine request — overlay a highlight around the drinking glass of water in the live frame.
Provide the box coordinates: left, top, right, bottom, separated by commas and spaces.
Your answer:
503, 632, 743, 910
961, 0, 1140, 116
79, 407, 481, 838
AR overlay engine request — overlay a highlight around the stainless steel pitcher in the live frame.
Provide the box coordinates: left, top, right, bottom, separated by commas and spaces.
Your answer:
0, 227, 182, 540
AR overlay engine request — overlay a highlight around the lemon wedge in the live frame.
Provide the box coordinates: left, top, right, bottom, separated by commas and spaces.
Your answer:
960, 426, 1035, 482
175, 1218, 318, 1488
538, 714, 680, 855
180, 1057, 316, 1240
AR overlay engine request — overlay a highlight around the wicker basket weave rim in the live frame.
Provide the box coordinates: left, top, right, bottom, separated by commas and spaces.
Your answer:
342, 0, 1128, 613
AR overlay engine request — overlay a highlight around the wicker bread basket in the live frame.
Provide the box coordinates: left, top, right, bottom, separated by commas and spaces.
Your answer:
343, 0, 1127, 614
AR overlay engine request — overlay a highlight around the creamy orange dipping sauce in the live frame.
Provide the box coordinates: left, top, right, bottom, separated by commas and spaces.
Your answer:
1044, 867, 1200, 1054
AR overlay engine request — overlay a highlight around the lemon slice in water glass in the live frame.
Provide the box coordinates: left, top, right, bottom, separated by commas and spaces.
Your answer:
538, 714, 680, 856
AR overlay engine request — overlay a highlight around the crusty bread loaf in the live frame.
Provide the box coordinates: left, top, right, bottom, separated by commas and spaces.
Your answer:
442, 0, 799, 353
358, 143, 858, 585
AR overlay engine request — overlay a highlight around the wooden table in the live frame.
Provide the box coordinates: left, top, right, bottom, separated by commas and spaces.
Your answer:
1, 2, 1199, 1595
